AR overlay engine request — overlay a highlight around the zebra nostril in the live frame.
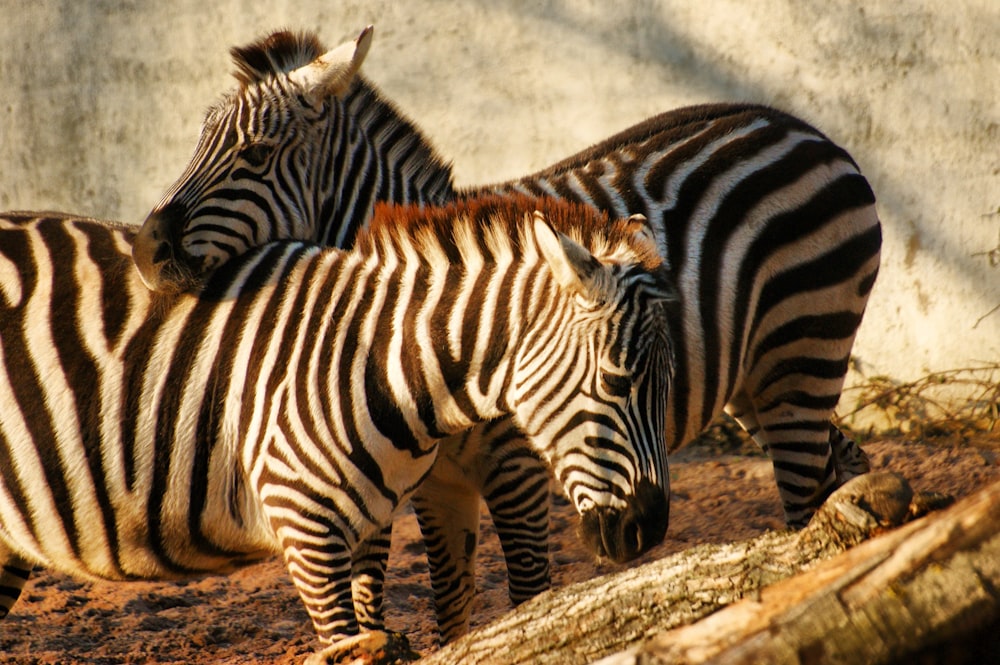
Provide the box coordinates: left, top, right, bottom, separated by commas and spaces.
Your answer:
152, 241, 173, 266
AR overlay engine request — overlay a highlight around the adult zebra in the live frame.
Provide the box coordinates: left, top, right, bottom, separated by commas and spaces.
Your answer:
131, 27, 880, 641
0, 197, 673, 662
132, 25, 454, 293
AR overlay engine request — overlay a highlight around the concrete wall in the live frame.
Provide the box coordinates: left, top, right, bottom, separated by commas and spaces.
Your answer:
2, 1, 998, 406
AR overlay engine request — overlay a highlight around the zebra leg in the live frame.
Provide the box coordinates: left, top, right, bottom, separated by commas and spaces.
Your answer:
411, 457, 481, 644
282, 528, 419, 665
723, 390, 769, 452
479, 441, 551, 606
726, 392, 871, 490
282, 537, 359, 641
416, 420, 553, 644
266, 509, 411, 664
828, 423, 870, 485
724, 390, 839, 528
0, 548, 32, 619
351, 525, 391, 632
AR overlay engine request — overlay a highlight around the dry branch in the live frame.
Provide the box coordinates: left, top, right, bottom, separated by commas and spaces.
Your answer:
419, 472, 930, 665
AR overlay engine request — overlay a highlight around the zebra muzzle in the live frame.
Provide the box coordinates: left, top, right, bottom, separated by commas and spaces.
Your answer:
133, 202, 197, 293
578, 479, 669, 563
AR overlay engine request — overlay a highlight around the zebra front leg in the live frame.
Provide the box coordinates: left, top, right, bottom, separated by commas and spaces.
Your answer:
411, 461, 481, 644
0, 549, 32, 619
341, 530, 420, 663
351, 525, 391, 632
273, 522, 417, 665
479, 444, 551, 606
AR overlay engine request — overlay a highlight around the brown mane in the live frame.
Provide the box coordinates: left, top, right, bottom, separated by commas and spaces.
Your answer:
365, 194, 662, 270
229, 30, 326, 86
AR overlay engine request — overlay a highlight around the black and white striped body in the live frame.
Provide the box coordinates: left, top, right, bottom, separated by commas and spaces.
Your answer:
481, 103, 879, 507
130, 29, 877, 642
0, 201, 673, 659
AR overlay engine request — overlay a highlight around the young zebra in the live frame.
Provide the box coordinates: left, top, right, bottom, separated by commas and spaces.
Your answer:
130, 27, 879, 641
0, 198, 673, 661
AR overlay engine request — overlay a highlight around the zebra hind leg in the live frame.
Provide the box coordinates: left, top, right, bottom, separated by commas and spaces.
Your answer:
726, 393, 869, 487
829, 423, 870, 485
725, 391, 839, 528
0, 548, 32, 619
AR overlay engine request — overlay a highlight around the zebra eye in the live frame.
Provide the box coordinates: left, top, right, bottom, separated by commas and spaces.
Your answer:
601, 371, 632, 398
241, 142, 273, 167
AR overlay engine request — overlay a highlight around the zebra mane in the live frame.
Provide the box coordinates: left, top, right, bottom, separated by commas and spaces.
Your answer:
229, 29, 326, 86
365, 194, 662, 270
481, 104, 799, 186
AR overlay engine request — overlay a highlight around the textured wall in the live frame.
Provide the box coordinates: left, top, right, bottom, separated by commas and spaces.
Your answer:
1, 1, 998, 399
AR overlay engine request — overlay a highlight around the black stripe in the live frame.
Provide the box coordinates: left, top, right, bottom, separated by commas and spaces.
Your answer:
6, 225, 83, 563
753, 222, 882, 334
478, 259, 519, 400
429, 266, 482, 423
727, 175, 879, 410
756, 389, 842, 415
751, 312, 863, 367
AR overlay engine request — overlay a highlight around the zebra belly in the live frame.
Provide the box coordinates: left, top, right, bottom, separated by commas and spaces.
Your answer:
0, 421, 278, 582
0, 487, 279, 582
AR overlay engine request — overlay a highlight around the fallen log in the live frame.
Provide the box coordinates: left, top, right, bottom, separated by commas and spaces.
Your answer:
599, 474, 1000, 665
419, 472, 939, 665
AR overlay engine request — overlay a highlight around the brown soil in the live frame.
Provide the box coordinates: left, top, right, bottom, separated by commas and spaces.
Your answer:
2, 435, 998, 664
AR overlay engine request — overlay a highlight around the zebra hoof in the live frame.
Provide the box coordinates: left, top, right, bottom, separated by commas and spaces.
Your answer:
305, 630, 420, 665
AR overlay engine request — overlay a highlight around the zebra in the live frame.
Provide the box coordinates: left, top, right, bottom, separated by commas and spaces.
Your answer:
129, 27, 879, 641
132, 25, 454, 294
0, 197, 674, 662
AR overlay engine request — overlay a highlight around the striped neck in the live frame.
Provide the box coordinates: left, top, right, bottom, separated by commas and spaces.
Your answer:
314, 79, 456, 249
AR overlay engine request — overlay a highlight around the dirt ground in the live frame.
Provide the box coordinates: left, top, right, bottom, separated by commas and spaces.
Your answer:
2, 433, 998, 664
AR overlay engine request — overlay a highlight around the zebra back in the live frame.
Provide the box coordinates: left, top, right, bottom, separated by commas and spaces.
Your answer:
475, 103, 881, 449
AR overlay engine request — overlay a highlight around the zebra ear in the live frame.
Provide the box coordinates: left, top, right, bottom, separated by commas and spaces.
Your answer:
624, 213, 653, 243
288, 25, 373, 101
533, 211, 612, 305
622, 213, 660, 254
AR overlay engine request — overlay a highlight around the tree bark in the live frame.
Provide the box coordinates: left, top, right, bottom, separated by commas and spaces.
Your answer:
417, 472, 988, 665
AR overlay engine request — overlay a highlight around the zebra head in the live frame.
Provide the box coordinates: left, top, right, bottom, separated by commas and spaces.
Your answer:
134, 25, 453, 293
518, 210, 675, 563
